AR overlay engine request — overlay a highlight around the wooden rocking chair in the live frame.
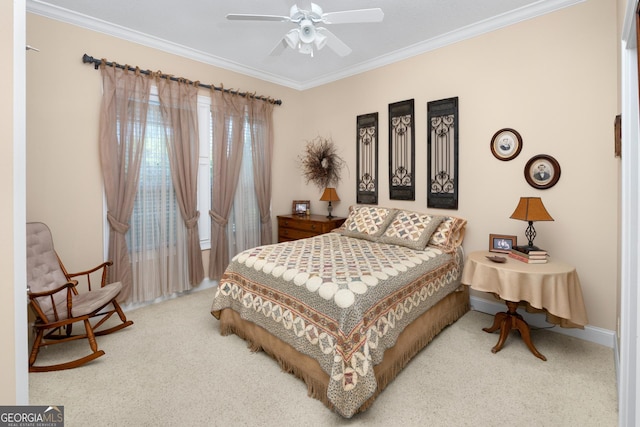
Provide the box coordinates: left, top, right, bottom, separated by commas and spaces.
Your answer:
27, 222, 133, 372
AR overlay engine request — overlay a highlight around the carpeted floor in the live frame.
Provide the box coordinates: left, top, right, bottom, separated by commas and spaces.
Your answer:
29, 287, 618, 426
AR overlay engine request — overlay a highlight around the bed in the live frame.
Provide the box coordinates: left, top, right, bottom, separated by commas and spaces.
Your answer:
211, 206, 468, 418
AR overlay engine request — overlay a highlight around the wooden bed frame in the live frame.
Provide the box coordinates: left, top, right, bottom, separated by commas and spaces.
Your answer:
216, 285, 469, 416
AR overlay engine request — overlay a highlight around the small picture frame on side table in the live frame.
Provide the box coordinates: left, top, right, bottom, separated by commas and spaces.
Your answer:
292, 200, 310, 216
489, 234, 517, 253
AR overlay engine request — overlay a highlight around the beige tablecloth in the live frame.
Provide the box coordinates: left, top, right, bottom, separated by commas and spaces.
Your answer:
461, 251, 588, 328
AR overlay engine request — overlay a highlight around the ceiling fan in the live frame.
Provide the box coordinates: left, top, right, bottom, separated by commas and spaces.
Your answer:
226, 2, 384, 57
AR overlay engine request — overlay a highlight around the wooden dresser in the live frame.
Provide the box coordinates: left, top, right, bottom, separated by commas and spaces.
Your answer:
277, 214, 346, 243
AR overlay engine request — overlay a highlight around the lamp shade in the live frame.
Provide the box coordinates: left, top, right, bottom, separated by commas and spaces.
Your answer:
510, 197, 554, 222
320, 187, 340, 202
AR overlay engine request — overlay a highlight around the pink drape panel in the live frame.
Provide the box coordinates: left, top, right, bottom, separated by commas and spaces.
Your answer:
208, 90, 247, 280
99, 65, 151, 303
157, 78, 205, 285
249, 100, 275, 245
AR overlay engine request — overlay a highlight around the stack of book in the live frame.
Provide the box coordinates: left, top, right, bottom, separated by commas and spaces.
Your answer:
509, 245, 548, 263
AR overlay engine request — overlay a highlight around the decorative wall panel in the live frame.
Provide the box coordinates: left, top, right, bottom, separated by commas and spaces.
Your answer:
388, 99, 415, 200
427, 97, 459, 209
356, 113, 379, 204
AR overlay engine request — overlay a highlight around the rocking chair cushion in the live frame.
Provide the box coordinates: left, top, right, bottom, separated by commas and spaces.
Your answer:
43, 282, 123, 321
27, 222, 71, 314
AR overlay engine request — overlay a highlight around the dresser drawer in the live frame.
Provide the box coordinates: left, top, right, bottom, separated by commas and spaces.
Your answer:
277, 214, 346, 243
278, 227, 318, 241
278, 217, 325, 233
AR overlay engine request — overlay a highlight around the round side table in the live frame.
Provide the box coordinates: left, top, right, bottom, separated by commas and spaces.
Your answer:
461, 251, 588, 361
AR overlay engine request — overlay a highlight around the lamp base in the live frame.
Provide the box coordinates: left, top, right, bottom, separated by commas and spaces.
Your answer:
525, 221, 537, 248
326, 201, 333, 219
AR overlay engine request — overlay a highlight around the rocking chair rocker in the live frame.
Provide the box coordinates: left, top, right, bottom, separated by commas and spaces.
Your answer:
27, 222, 133, 372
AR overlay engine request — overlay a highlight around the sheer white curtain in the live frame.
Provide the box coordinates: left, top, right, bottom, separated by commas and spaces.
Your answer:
208, 91, 267, 279
126, 95, 190, 304
227, 121, 260, 256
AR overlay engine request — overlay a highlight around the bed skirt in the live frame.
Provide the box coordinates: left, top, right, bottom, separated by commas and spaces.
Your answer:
215, 285, 470, 416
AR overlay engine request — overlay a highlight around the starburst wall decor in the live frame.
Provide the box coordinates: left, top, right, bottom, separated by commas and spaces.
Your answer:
299, 136, 345, 191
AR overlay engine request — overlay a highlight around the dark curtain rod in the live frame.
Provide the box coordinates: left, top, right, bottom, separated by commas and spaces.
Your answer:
82, 54, 282, 106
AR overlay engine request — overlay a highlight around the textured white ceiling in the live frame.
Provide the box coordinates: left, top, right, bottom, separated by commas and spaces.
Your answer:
27, 0, 583, 90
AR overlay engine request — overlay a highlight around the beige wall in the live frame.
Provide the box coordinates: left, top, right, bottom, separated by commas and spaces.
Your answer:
1, 0, 17, 404
25, 0, 618, 353
294, 0, 619, 330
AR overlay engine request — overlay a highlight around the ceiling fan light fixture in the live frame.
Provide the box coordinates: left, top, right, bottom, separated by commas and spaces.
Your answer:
298, 42, 314, 56
299, 19, 316, 44
314, 32, 327, 50
284, 29, 300, 49
227, 3, 384, 58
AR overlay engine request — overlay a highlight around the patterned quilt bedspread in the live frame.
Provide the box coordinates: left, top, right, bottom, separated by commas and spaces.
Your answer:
211, 232, 464, 417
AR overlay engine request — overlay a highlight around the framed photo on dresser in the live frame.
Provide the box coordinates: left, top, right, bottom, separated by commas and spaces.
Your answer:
292, 200, 310, 215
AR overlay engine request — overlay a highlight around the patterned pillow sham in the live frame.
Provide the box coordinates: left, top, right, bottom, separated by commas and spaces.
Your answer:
378, 210, 444, 250
334, 205, 397, 241
427, 215, 467, 250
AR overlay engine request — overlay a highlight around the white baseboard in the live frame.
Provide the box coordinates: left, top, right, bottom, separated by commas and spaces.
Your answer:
470, 296, 616, 349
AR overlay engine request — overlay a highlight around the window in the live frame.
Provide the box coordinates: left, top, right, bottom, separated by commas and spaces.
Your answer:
196, 96, 260, 254
227, 119, 260, 255
126, 97, 181, 253
125, 91, 190, 303
108, 88, 261, 303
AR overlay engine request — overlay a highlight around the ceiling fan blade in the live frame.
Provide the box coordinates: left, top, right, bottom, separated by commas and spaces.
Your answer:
316, 28, 351, 56
269, 38, 289, 56
321, 8, 384, 24
226, 13, 291, 22
295, 1, 314, 12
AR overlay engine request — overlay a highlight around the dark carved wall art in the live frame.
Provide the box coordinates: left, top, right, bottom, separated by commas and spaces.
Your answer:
388, 99, 415, 200
356, 113, 379, 204
427, 97, 459, 209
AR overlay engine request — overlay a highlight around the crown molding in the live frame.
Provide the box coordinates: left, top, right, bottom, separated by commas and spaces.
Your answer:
27, 0, 584, 91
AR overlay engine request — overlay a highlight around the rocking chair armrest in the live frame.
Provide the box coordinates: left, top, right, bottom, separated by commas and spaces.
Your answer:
28, 282, 75, 322
65, 261, 113, 289
66, 261, 113, 278
27, 281, 76, 299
